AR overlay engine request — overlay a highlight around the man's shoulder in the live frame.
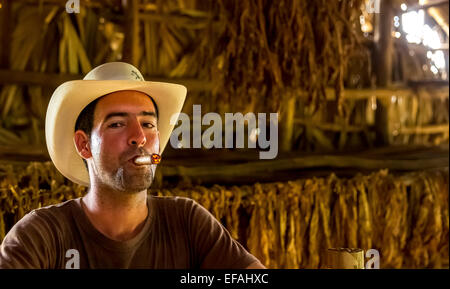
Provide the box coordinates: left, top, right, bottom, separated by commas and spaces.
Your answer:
150, 195, 197, 207
31, 198, 78, 219
149, 195, 204, 218
14, 198, 78, 231
2, 198, 78, 250
149, 195, 215, 222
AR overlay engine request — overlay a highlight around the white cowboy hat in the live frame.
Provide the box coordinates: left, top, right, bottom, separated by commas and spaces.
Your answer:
45, 62, 187, 187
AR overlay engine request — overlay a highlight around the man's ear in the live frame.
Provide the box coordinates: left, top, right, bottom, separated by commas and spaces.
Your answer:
74, 130, 92, 159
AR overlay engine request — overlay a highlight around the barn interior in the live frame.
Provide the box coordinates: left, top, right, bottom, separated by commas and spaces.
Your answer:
0, 0, 448, 268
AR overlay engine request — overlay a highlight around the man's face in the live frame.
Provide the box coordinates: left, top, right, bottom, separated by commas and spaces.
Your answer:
84, 90, 159, 193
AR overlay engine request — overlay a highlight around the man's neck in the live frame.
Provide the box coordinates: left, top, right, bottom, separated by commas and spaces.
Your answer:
81, 188, 149, 242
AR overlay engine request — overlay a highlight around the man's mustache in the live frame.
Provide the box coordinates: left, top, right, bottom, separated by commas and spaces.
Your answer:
120, 147, 161, 165
121, 147, 151, 162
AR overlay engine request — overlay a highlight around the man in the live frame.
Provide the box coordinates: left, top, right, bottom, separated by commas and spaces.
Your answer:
0, 62, 265, 269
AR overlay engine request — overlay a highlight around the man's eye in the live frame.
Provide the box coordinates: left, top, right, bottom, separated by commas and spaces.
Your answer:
143, 122, 156, 129
108, 122, 124, 128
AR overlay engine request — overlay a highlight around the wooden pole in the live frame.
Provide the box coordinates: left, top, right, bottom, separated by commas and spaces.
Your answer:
122, 0, 140, 66
0, 0, 11, 68
281, 92, 296, 152
374, 0, 394, 145
375, 0, 393, 87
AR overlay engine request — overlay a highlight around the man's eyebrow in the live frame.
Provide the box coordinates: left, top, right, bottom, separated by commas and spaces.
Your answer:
103, 111, 157, 122
139, 111, 157, 118
104, 112, 128, 122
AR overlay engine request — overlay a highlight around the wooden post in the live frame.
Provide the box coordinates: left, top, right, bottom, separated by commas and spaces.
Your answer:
144, 20, 159, 75
374, 0, 394, 145
326, 248, 365, 269
123, 0, 140, 66
375, 0, 393, 87
281, 91, 296, 152
0, 0, 11, 68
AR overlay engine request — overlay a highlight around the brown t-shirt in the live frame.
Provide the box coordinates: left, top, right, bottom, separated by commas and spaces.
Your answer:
0, 196, 259, 269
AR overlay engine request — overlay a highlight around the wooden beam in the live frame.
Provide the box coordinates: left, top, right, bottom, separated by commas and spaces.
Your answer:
0, 69, 445, 96
160, 155, 449, 184
316, 87, 448, 101
399, 124, 449, 134
11, 0, 106, 9
0, 69, 79, 87
0, 69, 211, 91
294, 120, 450, 135
1, 145, 448, 185
139, 12, 213, 29
406, 0, 449, 11
408, 79, 450, 87
294, 119, 368, 132
0, 145, 50, 163
430, 43, 449, 51
427, 5, 449, 36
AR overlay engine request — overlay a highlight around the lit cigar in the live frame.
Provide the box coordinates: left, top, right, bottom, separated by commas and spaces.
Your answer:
133, 154, 161, 165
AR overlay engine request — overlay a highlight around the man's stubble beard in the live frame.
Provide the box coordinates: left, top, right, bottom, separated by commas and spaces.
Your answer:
111, 165, 156, 194
92, 146, 157, 194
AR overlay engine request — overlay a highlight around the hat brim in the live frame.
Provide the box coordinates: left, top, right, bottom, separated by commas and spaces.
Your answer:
45, 80, 186, 187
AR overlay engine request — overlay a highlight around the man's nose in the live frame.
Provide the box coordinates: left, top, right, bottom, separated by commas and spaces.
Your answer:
128, 120, 147, 147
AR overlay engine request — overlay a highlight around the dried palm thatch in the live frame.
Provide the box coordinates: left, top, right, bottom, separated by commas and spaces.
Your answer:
1, 0, 447, 154
0, 1, 215, 146
0, 3, 99, 147
0, 161, 448, 269
0, 5, 48, 146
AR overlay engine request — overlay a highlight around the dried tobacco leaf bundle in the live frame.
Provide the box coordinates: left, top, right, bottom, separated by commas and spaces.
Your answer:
209, 0, 366, 115
1, 162, 448, 268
